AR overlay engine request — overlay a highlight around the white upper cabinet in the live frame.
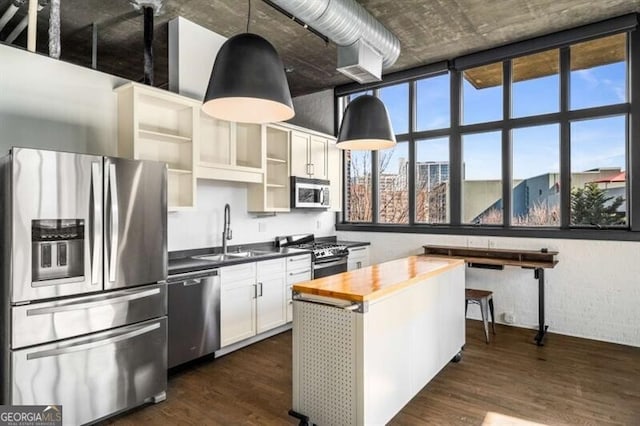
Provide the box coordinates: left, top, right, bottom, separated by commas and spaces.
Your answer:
291, 131, 328, 180
115, 82, 199, 211
196, 115, 264, 184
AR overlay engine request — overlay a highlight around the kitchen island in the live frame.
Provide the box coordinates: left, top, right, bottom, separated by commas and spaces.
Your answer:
290, 256, 466, 426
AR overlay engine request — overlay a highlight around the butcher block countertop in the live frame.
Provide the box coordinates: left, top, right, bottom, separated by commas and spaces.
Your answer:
293, 255, 464, 303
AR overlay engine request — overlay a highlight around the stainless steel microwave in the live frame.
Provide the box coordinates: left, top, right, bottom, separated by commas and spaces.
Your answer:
291, 176, 330, 209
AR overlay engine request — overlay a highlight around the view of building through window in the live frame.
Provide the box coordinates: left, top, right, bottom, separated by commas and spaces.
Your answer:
379, 141, 409, 223
416, 137, 449, 223
462, 131, 502, 224
345, 150, 372, 222
341, 32, 628, 229
511, 124, 560, 226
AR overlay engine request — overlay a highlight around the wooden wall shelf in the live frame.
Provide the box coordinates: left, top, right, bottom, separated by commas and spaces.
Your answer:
422, 245, 558, 269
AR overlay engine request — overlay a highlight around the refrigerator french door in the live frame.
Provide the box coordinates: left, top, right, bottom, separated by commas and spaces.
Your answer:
104, 156, 167, 290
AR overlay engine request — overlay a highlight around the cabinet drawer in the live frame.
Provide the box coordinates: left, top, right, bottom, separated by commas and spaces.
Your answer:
348, 246, 369, 259
257, 258, 285, 276
221, 263, 256, 283
11, 318, 166, 426
287, 254, 312, 271
286, 269, 312, 285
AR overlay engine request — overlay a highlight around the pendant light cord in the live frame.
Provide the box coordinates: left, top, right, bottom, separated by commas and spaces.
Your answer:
246, 0, 251, 33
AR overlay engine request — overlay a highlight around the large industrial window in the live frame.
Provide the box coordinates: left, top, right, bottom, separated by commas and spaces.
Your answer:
337, 19, 636, 240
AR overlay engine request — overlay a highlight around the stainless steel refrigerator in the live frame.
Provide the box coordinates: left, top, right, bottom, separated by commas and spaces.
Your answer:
0, 147, 168, 426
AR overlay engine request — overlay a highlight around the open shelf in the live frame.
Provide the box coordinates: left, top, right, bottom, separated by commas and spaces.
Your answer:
266, 156, 287, 163
139, 128, 192, 144
168, 168, 192, 175
266, 183, 286, 188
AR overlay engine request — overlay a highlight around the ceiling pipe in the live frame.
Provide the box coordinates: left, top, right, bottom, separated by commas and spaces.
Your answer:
143, 6, 153, 85
26, 0, 37, 51
0, 0, 26, 33
5, 14, 27, 43
267, 0, 400, 82
129, 0, 163, 85
48, 0, 60, 59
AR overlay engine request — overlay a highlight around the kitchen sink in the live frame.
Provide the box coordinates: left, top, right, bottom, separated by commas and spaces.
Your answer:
193, 254, 235, 262
226, 250, 273, 258
192, 250, 273, 262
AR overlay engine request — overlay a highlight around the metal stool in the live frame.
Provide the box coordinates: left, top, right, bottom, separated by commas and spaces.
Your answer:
465, 289, 496, 343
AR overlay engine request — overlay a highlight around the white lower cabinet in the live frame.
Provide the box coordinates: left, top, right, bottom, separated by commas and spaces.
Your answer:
220, 258, 287, 348
347, 246, 370, 271
256, 259, 287, 333
220, 263, 257, 347
285, 254, 313, 323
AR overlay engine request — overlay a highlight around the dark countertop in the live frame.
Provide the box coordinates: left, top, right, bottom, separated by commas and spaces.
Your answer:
338, 240, 371, 248
168, 237, 370, 276
168, 247, 311, 276
316, 236, 371, 248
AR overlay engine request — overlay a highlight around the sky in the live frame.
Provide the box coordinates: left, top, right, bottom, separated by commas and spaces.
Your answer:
352, 55, 627, 183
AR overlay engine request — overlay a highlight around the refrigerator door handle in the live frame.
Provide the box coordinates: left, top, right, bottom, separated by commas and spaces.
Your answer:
91, 162, 102, 285
108, 163, 119, 283
25, 321, 161, 360
25, 287, 161, 316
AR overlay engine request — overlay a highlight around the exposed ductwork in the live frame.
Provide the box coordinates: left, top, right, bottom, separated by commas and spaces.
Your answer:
129, 0, 164, 85
0, 0, 26, 33
268, 0, 400, 83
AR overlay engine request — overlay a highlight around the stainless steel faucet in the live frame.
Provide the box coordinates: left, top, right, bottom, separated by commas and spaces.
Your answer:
222, 203, 232, 254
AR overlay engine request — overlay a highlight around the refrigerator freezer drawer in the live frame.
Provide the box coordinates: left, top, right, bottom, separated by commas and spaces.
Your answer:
12, 284, 167, 349
11, 317, 167, 426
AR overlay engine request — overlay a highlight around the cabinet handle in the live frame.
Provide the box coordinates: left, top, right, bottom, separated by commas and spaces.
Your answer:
289, 257, 310, 262
288, 300, 293, 305
350, 247, 366, 252
356, 261, 362, 269
258, 282, 263, 297
253, 284, 257, 299
289, 269, 311, 276
309, 163, 315, 176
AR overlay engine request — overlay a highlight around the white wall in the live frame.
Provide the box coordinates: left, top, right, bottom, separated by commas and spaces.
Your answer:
168, 17, 226, 101
337, 230, 640, 348
169, 180, 336, 251
0, 44, 125, 157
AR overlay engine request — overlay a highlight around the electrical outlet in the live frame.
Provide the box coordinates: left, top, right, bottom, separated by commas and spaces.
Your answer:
258, 222, 266, 232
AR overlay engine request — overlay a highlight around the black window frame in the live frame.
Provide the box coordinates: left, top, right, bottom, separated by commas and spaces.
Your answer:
335, 13, 640, 241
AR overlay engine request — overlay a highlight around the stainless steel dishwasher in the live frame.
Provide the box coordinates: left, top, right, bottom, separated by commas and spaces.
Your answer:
167, 268, 220, 368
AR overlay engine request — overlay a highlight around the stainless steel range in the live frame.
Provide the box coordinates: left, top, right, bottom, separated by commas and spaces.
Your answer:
0, 148, 168, 426
276, 234, 349, 279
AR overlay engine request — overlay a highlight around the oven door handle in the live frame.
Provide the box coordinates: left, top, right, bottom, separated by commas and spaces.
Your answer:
313, 257, 348, 270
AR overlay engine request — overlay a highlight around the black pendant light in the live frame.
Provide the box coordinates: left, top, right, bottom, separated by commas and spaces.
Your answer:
337, 95, 396, 150
202, 33, 294, 124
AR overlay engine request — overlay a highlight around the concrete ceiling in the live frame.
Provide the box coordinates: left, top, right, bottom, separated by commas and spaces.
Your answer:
0, 0, 639, 96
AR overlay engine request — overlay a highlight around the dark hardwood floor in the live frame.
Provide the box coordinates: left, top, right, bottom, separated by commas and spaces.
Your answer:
104, 321, 640, 425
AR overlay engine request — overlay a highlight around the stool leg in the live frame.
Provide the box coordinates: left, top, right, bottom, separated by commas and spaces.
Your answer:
489, 297, 496, 335
479, 298, 490, 343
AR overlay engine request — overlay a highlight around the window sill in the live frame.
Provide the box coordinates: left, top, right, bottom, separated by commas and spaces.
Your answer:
335, 223, 640, 242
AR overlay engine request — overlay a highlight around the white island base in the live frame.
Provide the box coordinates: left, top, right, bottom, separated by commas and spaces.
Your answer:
292, 258, 465, 425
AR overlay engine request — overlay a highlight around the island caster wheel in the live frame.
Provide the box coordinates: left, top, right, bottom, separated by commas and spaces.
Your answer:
451, 351, 463, 363
288, 409, 310, 426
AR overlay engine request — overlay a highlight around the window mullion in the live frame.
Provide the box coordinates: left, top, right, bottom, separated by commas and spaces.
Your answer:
450, 69, 462, 225
629, 29, 640, 231
502, 60, 512, 227
408, 81, 416, 225
559, 46, 571, 229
